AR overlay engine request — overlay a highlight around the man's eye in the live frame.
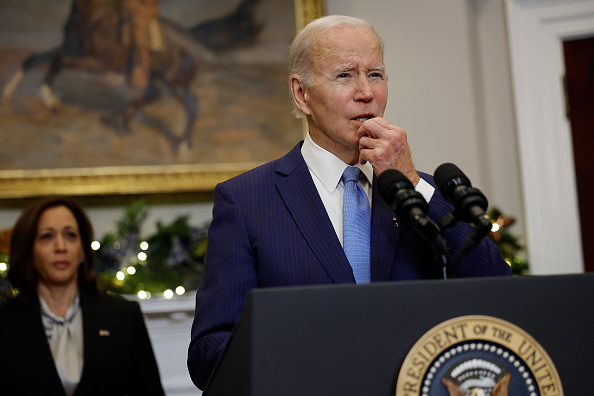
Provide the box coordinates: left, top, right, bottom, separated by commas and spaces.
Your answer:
337, 73, 350, 78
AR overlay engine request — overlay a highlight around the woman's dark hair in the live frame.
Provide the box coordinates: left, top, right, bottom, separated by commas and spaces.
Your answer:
7, 196, 98, 302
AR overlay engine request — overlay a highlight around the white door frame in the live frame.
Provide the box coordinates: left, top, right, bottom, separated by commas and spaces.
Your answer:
505, 0, 594, 274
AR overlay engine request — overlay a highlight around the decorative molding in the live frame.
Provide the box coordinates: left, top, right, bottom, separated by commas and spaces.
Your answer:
0, 163, 259, 199
131, 294, 201, 395
295, 0, 325, 31
512, 0, 590, 8
505, 0, 594, 274
133, 292, 196, 314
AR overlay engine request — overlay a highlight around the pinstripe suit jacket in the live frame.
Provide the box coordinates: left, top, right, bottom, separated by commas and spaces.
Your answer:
188, 142, 511, 390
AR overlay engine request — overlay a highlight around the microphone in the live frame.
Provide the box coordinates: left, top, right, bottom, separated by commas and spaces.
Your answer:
378, 169, 451, 279
434, 163, 492, 263
434, 163, 489, 225
377, 169, 428, 226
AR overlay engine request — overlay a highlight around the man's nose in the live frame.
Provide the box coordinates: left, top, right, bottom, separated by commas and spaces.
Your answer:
354, 76, 374, 101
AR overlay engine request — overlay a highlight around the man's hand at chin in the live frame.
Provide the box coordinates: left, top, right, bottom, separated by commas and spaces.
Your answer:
357, 117, 420, 185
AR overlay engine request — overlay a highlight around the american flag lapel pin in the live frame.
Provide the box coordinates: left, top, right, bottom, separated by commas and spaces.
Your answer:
99, 329, 111, 336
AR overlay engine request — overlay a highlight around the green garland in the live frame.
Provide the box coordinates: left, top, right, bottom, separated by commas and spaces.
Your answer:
94, 200, 207, 296
0, 202, 528, 302
0, 252, 10, 304
486, 207, 529, 275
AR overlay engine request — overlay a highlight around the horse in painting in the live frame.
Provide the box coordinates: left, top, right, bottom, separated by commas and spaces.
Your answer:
1, 0, 261, 154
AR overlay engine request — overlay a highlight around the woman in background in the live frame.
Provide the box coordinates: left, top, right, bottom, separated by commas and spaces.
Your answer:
0, 196, 165, 395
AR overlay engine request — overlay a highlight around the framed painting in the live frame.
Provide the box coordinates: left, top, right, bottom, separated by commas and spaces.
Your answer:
0, 0, 324, 199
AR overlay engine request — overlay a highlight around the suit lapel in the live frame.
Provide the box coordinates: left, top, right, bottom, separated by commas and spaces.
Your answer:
274, 145, 355, 283
370, 174, 401, 281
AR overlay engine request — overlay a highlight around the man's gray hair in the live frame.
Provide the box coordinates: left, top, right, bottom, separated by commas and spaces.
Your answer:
288, 15, 384, 118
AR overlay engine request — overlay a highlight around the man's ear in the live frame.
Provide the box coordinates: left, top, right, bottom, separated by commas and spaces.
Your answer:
290, 75, 312, 116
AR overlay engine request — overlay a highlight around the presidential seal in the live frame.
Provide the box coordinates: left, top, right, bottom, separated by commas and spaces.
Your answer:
395, 315, 563, 396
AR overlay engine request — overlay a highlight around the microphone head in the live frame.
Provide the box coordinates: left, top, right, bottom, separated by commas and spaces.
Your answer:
434, 163, 489, 222
434, 163, 471, 200
377, 169, 413, 205
377, 169, 428, 224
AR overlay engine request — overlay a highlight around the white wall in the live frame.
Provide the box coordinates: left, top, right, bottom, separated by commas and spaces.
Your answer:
0, 201, 214, 244
327, 0, 525, 246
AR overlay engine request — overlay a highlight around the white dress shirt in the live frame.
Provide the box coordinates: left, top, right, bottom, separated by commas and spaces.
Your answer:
301, 132, 434, 246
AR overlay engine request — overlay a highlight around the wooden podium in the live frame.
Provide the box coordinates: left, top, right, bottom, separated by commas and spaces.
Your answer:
204, 274, 594, 395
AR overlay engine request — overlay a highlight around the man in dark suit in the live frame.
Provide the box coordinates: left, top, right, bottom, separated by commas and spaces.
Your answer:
188, 15, 511, 390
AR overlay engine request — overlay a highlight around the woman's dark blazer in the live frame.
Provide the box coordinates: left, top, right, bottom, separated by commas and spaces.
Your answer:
0, 290, 165, 395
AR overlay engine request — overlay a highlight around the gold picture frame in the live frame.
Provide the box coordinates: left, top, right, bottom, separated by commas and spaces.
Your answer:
0, 0, 324, 200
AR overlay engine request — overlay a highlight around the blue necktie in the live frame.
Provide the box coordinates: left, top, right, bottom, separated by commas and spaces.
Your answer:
342, 166, 371, 284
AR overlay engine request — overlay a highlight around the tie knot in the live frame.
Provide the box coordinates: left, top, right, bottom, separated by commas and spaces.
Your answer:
342, 166, 361, 184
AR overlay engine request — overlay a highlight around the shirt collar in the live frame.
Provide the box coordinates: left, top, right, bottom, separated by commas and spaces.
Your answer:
302, 132, 374, 194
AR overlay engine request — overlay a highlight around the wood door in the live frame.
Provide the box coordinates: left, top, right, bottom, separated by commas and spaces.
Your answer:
563, 36, 594, 272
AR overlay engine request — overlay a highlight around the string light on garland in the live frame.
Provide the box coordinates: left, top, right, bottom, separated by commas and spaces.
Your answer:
0, 265, 11, 304
0, 218, 201, 303
0, 201, 529, 303
94, 200, 207, 297
487, 207, 529, 275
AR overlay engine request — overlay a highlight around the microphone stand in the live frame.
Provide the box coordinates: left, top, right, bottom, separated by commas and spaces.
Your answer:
377, 169, 452, 280
412, 214, 452, 280
437, 211, 491, 277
